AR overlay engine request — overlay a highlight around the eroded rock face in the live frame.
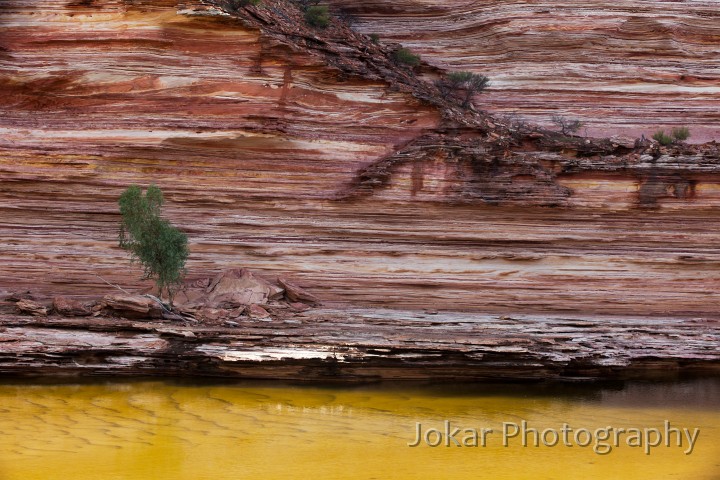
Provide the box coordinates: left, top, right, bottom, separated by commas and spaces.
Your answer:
52, 296, 91, 317
15, 300, 48, 317
247, 303, 270, 319
205, 268, 284, 307
0, 0, 439, 300
9, 268, 319, 323
1, 0, 720, 332
0, 310, 718, 382
102, 294, 164, 319
171, 268, 290, 322
327, 0, 720, 141
278, 277, 320, 306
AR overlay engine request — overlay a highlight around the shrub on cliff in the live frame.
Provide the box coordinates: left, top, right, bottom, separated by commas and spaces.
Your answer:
671, 126, 691, 142
225, 0, 261, 11
118, 185, 188, 306
653, 130, 673, 146
551, 115, 584, 136
652, 127, 690, 146
436, 71, 490, 109
297, 0, 320, 8
392, 47, 421, 68
305, 5, 330, 28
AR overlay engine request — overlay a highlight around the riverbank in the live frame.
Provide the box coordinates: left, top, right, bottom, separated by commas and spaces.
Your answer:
2, 306, 718, 382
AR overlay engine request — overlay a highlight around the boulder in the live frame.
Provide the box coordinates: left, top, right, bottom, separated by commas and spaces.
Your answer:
609, 135, 637, 149
102, 294, 164, 319
190, 306, 245, 324
6, 291, 35, 302
196, 308, 224, 323
277, 277, 320, 305
53, 296, 91, 317
172, 288, 207, 307
206, 268, 284, 307
248, 304, 271, 319
288, 302, 310, 312
15, 299, 48, 316
210, 296, 250, 310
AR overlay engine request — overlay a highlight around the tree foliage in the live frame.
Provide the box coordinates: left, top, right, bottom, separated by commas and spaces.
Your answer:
223, 0, 261, 12
551, 115, 584, 136
653, 130, 673, 146
671, 126, 691, 142
118, 185, 188, 305
436, 71, 490, 109
392, 47, 421, 68
305, 5, 330, 28
653, 127, 690, 146
297, 0, 320, 9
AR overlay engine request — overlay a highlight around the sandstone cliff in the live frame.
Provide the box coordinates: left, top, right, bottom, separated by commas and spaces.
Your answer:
1, 0, 719, 379
328, 0, 720, 141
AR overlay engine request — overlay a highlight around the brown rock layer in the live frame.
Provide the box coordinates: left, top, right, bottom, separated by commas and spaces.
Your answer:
0, 310, 717, 382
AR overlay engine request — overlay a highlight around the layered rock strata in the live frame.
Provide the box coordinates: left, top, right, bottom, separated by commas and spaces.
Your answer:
1, 0, 720, 380
326, 0, 720, 141
1, 309, 718, 382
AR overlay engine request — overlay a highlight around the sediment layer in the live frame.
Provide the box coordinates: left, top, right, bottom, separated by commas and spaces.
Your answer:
1, 308, 718, 382
327, 0, 720, 141
1, 1, 720, 380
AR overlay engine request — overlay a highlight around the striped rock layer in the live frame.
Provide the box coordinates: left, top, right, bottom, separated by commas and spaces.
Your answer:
328, 0, 720, 141
1, 0, 720, 375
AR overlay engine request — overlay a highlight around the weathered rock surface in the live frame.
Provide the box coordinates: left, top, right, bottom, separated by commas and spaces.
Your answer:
1, 0, 719, 315
15, 299, 48, 317
52, 296, 91, 316
101, 294, 164, 319
247, 303, 270, 319
1, 0, 720, 380
278, 277, 320, 306
205, 268, 284, 306
327, 0, 720, 141
0, 310, 717, 382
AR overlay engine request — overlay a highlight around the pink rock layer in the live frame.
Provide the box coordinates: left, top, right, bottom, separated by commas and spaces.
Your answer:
1, 0, 720, 329
328, 0, 720, 142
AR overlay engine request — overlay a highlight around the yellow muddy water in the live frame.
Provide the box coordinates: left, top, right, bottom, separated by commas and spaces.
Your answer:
0, 380, 718, 480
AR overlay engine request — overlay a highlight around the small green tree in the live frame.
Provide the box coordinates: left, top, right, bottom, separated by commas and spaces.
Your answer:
297, 0, 320, 9
305, 5, 330, 28
551, 115, 584, 136
118, 185, 188, 306
437, 71, 490, 108
392, 47, 421, 68
224, 0, 261, 12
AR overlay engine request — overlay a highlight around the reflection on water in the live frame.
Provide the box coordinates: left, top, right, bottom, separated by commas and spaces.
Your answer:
0, 379, 718, 479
